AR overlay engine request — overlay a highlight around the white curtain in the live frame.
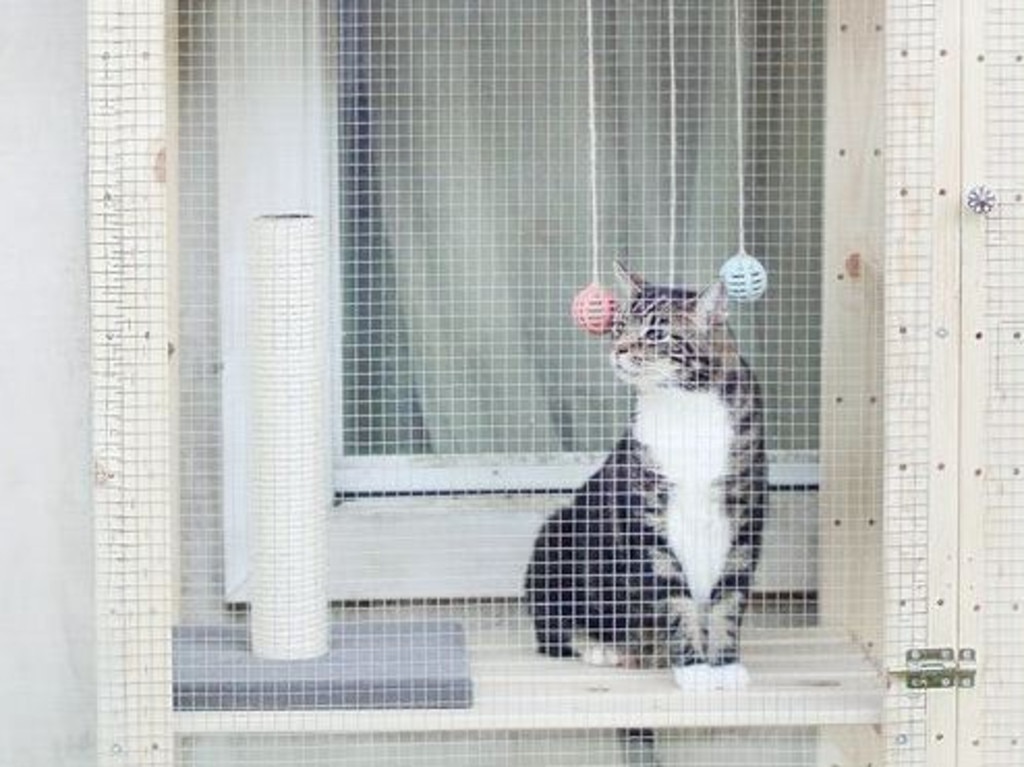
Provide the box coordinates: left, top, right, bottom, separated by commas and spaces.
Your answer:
350, 0, 750, 457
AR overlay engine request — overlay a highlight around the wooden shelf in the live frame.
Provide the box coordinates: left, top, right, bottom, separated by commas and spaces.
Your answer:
174, 628, 882, 735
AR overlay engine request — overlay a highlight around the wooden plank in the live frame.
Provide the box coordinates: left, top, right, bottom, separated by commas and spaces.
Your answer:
923, 3, 965, 766
89, 1, 175, 766
817, 725, 884, 767
173, 628, 882, 735
165, 0, 181, 628
957, 2, 1024, 764
955, 2, 988, 764
883, 0, 962, 764
819, 0, 886, 680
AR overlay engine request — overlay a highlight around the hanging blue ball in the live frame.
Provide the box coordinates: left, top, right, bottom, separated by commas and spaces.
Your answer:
719, 251, 768, 302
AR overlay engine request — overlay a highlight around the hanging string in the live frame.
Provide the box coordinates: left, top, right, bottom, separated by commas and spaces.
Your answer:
667, 0, 765, 300
572, 0, 619, 335
585, 0, 601, 284
718, 0, 768, 301
666, 0, 679, 285
731, 0, 748, 257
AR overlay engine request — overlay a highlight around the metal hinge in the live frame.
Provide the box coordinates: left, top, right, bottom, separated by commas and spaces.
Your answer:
892, 648, 977, 690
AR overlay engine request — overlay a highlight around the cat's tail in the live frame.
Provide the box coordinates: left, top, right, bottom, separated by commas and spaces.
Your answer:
617, 728, 662, 767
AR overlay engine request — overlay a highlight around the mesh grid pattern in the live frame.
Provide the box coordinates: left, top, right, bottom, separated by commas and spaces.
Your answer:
177, 729, 818, 766
89, 1, 175, 762
86, 1, 938, 765
884, 1, 937, 763
976, 1, 1024, 762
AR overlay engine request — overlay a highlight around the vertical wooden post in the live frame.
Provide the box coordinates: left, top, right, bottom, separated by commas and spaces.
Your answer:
89, 1, 175, 765
924, 5, 963, 761
818, 2, 885, 761
955, 0, 988, 761
820, 0, 886, 649
165, 0, 181, 629
885, 0, 964, 764
957, 1, 1024, 764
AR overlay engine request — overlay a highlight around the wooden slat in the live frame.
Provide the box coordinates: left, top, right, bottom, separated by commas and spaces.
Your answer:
819, 0, 886, 671
923, 3, 964, 766
956, 2, 989, 764
958, 1, 1024, 764
174, 628, 882, 735
89, 2, 175, 765
884, 1, 964, 765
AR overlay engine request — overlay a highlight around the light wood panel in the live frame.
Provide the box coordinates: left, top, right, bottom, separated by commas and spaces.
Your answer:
957, 1, 1024, 764
89, 2, 175, 765
175, 627, 882, 735
884, 0, 964, 765
819, 0, 886, 664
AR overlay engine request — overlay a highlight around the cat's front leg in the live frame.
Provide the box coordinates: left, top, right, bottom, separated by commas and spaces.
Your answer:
707, 585, 747, 660
664, 594, 709, 672
666, 592, 751, 690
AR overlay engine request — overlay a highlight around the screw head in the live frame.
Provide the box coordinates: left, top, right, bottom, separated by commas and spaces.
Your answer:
966, 186, 997, 215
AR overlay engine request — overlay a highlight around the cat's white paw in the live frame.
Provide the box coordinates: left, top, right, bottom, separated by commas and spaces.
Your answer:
580, 644, 624, 667
573, 638, 626, 667
570, 631, 626, 667
672, 662, 750, 690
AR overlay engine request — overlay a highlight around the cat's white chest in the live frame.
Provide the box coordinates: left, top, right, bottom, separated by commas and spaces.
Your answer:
633, 389, 734, 603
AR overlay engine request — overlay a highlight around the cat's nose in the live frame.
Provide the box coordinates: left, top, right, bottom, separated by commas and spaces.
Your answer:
612, 337, 635, 356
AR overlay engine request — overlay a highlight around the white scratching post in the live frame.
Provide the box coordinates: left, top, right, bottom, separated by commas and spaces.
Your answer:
248, 214, 329, 661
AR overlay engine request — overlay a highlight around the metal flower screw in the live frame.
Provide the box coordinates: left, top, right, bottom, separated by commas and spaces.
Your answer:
965, 185, 997, 216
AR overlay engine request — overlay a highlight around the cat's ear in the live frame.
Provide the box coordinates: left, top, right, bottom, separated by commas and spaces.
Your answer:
614, 258, 645, 294
695, 280, 729, 327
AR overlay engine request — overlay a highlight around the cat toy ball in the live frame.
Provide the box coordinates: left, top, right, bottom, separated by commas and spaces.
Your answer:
719, 250, 768, 302
713, 0, 767, 304
572, 282, 618, 335
571, 0, 618, 337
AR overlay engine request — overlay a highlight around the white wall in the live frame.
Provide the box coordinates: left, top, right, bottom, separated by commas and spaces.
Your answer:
0, 1, 94, 765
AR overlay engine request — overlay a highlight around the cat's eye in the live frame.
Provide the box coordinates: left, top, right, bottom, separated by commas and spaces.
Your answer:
644, 320, 672, 343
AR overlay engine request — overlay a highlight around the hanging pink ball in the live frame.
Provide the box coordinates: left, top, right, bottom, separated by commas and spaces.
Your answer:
572, 282, 618, 335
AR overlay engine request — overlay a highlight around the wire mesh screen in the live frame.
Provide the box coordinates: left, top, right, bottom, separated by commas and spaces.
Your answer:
885, 2, 1024, 765
95, 0, 892, 764
89, 2, 175, 763
883, 1, 938, 763
974, 1, 1024, 762
335, 1, 823, 461
176, 729, 820, 765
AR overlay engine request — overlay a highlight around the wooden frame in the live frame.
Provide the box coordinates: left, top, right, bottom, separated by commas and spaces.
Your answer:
884, 1, 963, 763
882, 1, 1024, 765
89, 0, 1024, 764
819, 2, 886, 761
956, 1, 1024, 763
89, 2, 175, 765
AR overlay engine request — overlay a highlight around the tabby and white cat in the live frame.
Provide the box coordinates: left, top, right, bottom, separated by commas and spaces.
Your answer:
524, 262, 768, 689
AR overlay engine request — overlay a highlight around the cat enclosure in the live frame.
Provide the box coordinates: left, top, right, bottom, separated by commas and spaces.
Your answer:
89, 1, 1024, 765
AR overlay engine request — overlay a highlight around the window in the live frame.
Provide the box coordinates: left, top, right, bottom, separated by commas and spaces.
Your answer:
176, 0, 825, 604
